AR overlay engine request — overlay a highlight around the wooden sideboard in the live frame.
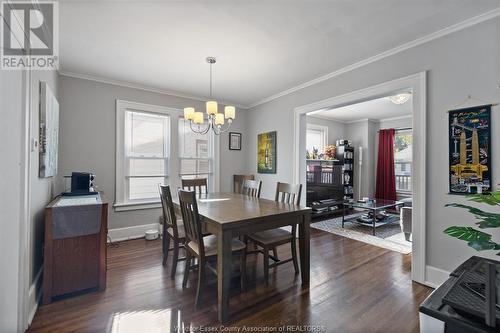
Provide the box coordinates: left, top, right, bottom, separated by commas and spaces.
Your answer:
42, 193, 108, 304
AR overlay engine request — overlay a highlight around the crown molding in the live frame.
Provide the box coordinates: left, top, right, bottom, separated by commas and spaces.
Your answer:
58, 70, 247, 109
346, 118, 379, 125
379, 114, 413, 122
247, 7, 500, 109
307, 113, 348, 124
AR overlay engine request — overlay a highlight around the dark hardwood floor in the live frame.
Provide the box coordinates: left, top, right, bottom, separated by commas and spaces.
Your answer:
29, 229, 432, 332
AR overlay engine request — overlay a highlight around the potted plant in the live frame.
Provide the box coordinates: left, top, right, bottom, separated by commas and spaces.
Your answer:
444, 191, 500, 255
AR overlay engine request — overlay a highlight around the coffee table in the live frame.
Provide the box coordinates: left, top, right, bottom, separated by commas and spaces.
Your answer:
342, 199, 403, 236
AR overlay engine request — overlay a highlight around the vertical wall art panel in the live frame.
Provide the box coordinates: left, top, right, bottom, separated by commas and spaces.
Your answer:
449, 105, 491, 194
257, 131, 277, 174
39, 81, 60, 178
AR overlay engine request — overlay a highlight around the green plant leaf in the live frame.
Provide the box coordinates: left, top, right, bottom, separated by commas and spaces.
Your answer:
466, 191, 500, 206
445, 203, 500, 229
443, 226, 492, 241
467, 240, 500, 251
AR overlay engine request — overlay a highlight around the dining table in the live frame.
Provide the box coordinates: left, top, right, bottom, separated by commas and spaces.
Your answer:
172, 192, 312, 322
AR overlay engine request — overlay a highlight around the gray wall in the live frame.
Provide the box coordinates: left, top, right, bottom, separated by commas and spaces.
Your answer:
58, 75, 249, 230
246, 17, 500, 273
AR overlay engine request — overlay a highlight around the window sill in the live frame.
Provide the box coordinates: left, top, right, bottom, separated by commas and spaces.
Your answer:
114, 201, 162, 212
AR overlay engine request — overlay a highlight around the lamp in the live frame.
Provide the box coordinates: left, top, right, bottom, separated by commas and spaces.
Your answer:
389, 93, 412, 105
184, 57, 236, 135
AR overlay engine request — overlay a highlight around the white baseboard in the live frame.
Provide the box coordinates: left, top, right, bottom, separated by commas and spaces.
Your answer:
424, 265, 450, 288
28, 267, 43, 325
108, 223, 160, 242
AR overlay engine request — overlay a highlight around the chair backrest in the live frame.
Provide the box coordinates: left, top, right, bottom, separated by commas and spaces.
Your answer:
233, 174, 255, 194
241, 179, 262, 198
275, 182, 302, 205
181, 178, 208, 195
177, 189, 205, 256
159, 184, 180, 239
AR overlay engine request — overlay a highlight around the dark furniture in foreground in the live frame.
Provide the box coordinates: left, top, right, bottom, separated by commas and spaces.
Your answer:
182, 178, 208, 194
343, 199, 403, 236
178, 189, 247, 309
420, 256, 500, 332
246, 182, 302, 285
43, 193, 108, 304
159, 185, 186, 277
172, 192, 311, 322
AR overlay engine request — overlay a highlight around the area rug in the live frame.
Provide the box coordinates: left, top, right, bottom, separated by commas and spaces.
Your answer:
311, 212, 412, 255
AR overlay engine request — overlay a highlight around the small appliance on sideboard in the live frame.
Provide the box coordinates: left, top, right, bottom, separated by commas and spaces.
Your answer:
62, 172, 98, 196
420, 256, 500, 332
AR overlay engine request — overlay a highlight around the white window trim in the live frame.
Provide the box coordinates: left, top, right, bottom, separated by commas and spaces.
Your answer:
306, 123, 328, 151
115, 100, 220, 211
115, 100, 180, 211
178, 118, 220, 192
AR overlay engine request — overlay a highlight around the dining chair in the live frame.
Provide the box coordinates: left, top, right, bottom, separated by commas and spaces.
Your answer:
159, 184, 186, 278
178, 189, 247, 309
233, 174, 254, 194
245, 182, 302, 285
241, 179, 262, 198
181, 178, 208, 195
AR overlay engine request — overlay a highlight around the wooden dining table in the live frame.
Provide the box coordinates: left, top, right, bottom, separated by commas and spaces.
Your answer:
172, 192, 312, 322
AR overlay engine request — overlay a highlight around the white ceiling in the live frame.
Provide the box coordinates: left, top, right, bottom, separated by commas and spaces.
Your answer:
59, 1, 500, 107
309, 95, 412, 122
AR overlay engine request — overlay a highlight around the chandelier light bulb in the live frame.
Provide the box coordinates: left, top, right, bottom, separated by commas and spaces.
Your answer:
224, 106, 235, 120
184, 107, 195, 121
206, 100, 218, 115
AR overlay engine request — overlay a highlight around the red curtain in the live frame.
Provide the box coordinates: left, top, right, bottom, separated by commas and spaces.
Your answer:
375, 129, 397, 201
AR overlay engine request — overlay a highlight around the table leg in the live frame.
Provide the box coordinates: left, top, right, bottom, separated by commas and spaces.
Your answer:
342, 204, 345, 228
299, 213, 311, 285
217, 229, 232, 322
372, 209, 376, 236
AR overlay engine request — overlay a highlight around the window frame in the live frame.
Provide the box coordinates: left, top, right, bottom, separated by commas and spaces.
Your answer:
178, 117, 217, 192
394, 129, 413, 194
306, 123, 328, 155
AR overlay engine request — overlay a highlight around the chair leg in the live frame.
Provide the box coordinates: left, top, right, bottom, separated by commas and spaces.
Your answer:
291, 237, 299, 275
163, 234, 170, 266
171, 240, 180, 278
182, 251, 191, 289
195, 259, 205, 309
263, 245, 269, 285
272, 247, 278, 260
240, 249, 247, 291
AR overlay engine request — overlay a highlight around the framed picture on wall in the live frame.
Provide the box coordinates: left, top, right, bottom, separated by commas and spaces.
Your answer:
39, 81, 59, 178
229, 132, 242, 150
257, 131, 277, 174
448, 104, 492, 194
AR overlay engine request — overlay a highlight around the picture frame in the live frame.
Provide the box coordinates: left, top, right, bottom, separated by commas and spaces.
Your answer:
448, 104, 492, 194
257, 131, 277, 174
229, 132, 242, 150
39, 81, 59, 178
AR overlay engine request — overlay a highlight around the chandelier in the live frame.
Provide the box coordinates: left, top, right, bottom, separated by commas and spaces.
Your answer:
389, 92, 412, 105
183, 57, 235, 135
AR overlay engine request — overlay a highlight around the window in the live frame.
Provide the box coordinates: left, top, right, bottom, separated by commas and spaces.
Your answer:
306, 124, 328, 156
125, 111, 169, 201
116, 101, 219, 210
394, 129, 412, 192
178, 118, 213, 188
